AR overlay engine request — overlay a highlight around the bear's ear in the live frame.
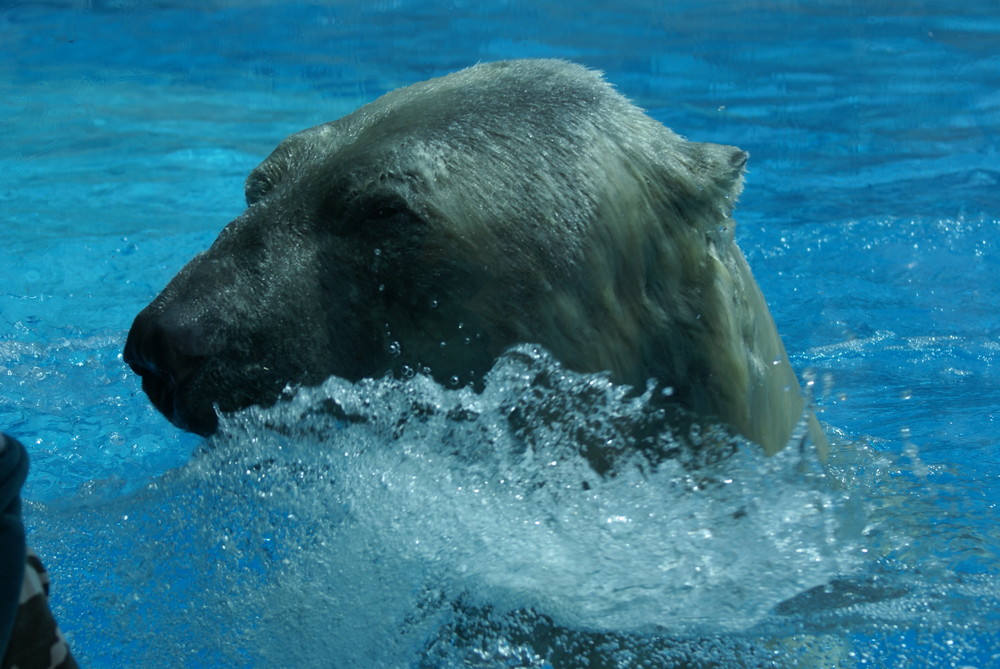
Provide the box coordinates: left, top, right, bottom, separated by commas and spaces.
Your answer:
685, 141, 748, 213
246, 143, 297, 206
645, 139, 748, 237
245, 123, 340, 206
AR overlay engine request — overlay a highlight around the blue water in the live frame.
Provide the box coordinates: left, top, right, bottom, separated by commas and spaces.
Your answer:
2, 1, 998, 667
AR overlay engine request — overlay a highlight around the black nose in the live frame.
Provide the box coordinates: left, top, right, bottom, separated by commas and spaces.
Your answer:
123, 307, 219, 435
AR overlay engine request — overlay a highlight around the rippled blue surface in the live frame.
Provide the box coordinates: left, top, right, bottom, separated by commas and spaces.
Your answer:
1, 1, 998, 667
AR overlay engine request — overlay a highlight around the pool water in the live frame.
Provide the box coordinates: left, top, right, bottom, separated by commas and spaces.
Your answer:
2, 1, 998, 667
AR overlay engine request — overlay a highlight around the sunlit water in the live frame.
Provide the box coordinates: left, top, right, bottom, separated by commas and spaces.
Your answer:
2, 1, 998, 667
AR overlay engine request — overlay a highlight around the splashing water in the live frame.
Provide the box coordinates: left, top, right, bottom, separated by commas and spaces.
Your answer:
28, 345, 897, 667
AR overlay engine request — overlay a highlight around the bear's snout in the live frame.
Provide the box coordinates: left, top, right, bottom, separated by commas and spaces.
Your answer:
124, 305, 222, 436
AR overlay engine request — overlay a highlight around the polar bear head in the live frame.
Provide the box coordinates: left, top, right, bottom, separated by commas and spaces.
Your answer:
124, 59, 815, 456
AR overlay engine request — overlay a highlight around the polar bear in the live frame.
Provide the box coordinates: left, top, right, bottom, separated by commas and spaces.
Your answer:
124, 59, 822, 458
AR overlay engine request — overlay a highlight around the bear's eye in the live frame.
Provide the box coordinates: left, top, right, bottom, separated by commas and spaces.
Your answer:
318, 193, 425, 238
357, 198, 423, 232
369, 203, 406, 220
